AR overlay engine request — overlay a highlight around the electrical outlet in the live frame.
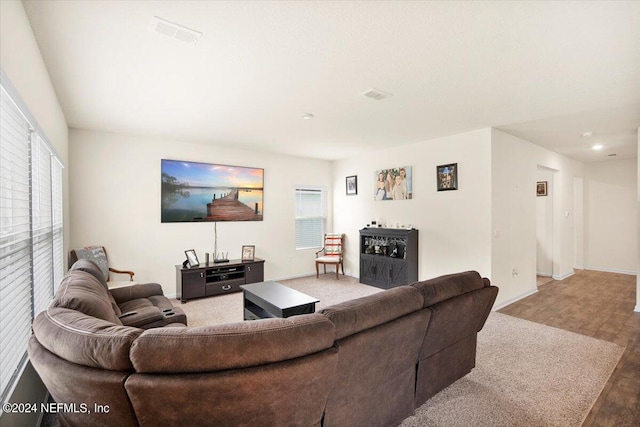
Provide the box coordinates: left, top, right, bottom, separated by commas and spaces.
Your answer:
512, 268, 519, 277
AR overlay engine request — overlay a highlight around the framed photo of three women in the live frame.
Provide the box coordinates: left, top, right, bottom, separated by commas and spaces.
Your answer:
374, 166, 412, 201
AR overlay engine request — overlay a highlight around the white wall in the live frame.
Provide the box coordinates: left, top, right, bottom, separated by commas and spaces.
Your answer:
1, 0, 70, 253
69, 129, 332, 296
491, 129, 583, 308
332, 128, 493, 281
583, 158, 638, 274
0, 1, 69, 425
536, 168, 555, 276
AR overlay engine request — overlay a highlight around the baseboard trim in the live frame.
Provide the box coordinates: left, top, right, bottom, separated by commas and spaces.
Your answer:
552, 270, 575, 281
536, 272, 552, 277
492, 288, 538, 311
584, 266, 637, 276
271, 272, 320, 281
635, 305, 640, 313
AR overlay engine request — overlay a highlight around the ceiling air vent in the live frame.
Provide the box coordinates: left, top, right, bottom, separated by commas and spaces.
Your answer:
149, 16, 202, 45
361, 88, 393, 101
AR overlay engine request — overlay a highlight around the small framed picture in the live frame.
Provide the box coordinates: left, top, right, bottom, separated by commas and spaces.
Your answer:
537, 181, 548, 196
346, 175, 358, 195
184, 249, 199, 268
437, 163, 458, 191
242, 245, 255, 261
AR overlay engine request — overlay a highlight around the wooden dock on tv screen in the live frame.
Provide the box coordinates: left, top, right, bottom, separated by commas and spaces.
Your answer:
205, 190, 262, 221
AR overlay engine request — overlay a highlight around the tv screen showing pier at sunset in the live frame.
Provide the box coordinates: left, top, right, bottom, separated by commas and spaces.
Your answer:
161, 159, 264, 222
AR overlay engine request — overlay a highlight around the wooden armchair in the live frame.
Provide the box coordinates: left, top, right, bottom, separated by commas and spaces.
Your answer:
315, 233, 345, 280
69, 246, 135, 287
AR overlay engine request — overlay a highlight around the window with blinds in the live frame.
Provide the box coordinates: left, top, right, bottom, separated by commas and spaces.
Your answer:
295, 187, 327, 250
0, 81, 64, 404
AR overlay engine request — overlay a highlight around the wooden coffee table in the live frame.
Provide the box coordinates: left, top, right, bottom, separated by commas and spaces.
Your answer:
240, 281, 319, 320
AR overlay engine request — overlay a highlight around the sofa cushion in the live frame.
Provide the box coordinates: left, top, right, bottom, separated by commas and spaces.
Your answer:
32, 307, 142, 371
411, 270, 485, 307
129, 314, 335, 373
110, 283, 163, 304
117, 296, 186, 329
118, 305, 166, 328
51, 270, 122, 325
320, 286, 424, 340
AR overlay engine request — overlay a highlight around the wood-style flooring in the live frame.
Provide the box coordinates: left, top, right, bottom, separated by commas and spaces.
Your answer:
499, 269, 640, 427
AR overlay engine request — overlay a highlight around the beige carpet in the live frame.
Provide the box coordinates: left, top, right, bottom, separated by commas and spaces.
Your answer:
402, 313, 624, 427
171, 274, 382, 327
172, 275, 624, 427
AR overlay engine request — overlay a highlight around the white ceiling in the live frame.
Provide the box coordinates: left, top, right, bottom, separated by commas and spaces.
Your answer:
22, 1, 640, 162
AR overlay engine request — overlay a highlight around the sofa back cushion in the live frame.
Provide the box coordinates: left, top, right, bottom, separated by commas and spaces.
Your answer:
70, 259, 108, 289
420, 286, 498, 359
129, 313, 335, 373
28, 336, 140, 427
319, 286, 430, 427
411, 270, 486, 307
32, 307, 142, 371
320, 285, 424, 340
51, 269, 122, 325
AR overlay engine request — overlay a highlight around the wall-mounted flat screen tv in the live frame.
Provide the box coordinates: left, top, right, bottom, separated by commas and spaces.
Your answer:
161, 159, 264, 222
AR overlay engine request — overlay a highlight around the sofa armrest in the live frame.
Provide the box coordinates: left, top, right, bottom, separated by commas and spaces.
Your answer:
110, 283, 163, 304
118, 306, 165, 328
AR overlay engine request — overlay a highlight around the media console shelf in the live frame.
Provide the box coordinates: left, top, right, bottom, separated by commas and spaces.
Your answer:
176, 258, 265, 303
359, 228, 418, 289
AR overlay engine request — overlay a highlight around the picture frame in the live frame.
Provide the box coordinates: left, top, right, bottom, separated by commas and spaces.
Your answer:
537, 181, 548, 197
161, 159, 264, 223
346, 175, 358, 195
436, 163, 458, 191
374, 166, 412, 200
184, 249, 199, 268
241, 245, 255, 261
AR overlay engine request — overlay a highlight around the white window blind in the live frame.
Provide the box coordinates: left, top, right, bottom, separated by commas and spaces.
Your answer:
0, 81, 63, 404
52, 159, 64, 294
0, 85, 33, 402
295, 187, 327, 250
32, 135, 54, 316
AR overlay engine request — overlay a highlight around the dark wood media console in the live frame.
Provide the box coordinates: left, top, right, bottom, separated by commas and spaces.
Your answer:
176, 258, 265, 303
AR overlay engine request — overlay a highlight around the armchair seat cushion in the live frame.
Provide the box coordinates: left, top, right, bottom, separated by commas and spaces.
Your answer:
316, 256, 341, 263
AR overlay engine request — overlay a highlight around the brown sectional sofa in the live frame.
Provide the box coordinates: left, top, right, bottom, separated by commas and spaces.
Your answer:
28, 263, 497, 427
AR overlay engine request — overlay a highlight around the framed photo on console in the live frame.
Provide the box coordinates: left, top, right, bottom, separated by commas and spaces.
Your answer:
184, 249, 199, 268
242, 245, 255, 261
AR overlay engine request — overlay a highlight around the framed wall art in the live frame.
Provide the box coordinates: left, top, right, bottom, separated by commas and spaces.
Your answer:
161, 159, 264, 222
346, 175, 358, 195
374, 166, 412, 201
436, 163, 458, 191
537, 181, 548, 196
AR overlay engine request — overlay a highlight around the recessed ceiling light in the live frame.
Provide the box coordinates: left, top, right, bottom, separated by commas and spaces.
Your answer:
592, 144, 604, 150
301, 113, 314, 120
581, 131, 593, 137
